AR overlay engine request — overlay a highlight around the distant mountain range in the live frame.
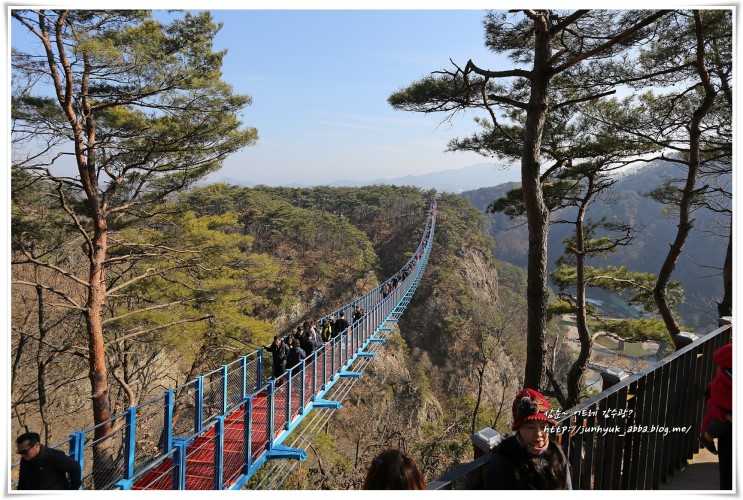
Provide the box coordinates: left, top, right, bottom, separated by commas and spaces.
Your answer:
207, 162, 521, 192
460, 159, 731, 333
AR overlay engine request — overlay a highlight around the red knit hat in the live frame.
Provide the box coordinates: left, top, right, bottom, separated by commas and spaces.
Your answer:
511, 388, 557, 430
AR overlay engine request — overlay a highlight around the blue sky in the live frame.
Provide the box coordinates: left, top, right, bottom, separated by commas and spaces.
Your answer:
200, 9, 511, 185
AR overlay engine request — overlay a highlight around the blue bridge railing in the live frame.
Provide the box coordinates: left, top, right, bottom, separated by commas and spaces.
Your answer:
11, 200, 438, 490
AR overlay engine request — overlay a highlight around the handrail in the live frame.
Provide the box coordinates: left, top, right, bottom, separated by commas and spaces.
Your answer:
558, 323, 732, 420
429, 320, 732, 490
427, 454, 490, 490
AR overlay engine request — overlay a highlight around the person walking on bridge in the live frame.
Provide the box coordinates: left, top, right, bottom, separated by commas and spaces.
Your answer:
321, 318, 333, 342
16, 432, 82, 490
353, 305, 365, 324
299, 327, 316, 355
333, 312, 349, 337
266, 335, 289, 381
286, 336, 306, 374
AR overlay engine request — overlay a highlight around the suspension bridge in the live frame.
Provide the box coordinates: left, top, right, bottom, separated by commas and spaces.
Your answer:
11, 201, 438, 491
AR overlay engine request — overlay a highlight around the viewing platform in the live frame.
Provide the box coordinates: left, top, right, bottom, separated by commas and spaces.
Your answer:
659, 448, 720, 490
429, 318, 733, 491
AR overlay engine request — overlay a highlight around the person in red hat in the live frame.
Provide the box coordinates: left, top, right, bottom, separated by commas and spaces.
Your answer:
483, 388, 571, 489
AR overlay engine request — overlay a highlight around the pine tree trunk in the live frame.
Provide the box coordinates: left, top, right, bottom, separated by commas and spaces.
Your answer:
87, 220, 115, 488
654, 11, 717, 345
521, 13, 551, 391
567, 194, 591, 408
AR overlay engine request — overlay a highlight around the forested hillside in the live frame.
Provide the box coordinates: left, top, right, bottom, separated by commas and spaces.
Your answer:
12, 181, 528, 487
462, 160, 730, 333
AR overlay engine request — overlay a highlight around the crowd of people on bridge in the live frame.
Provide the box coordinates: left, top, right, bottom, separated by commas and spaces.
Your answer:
380, 262, 415, 300
265, 310, 359, 382
264, 224, 434, 383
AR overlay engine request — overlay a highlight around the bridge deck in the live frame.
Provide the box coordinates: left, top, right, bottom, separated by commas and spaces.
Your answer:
659, 448, 720, 490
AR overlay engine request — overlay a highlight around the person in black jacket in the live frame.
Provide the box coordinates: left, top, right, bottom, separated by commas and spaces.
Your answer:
266, 335, 289, 380
333, 312, 349, 337
16, 432, 82, 490
299, 329, 316, 356
484, 389, 571, 490
286, 336, 306, 374
352, 305, 365, 323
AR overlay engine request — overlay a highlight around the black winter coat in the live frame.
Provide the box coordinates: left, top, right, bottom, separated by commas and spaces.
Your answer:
287, 345, 306, 369
266, 341, 289, 371
18, 446, 82, 490
483, 435, 571, 490
299, 334, 315, 356
333, 318, 349, 335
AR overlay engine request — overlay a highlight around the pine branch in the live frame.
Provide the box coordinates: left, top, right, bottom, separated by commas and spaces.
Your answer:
110, 316, 214, 345
101, 299, 201, 326
12, 280, 86, 310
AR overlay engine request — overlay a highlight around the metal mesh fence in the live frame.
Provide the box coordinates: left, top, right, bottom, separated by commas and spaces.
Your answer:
326, 341, 334, 379
245, 356, 260, 395
134, 395, 167, 474
315, 347, 327, 391
272, 382, 288, 438
341, 331, 348, 363
334, 337, 342, 375
289, 369, 303, 424
80, 414, 127, 490
202, 368, 225, 427
307, 353, 318, 397
250, 387, 270, 461
260, 358, 275, 391
172, 380, 198, 439
304, 361, 315, 408
222, 410, 247, 488
225, 360, 244, 412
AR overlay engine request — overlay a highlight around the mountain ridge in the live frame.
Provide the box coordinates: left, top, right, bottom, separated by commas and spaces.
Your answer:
460, 159, 731, 333
206, 162, 520, 192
